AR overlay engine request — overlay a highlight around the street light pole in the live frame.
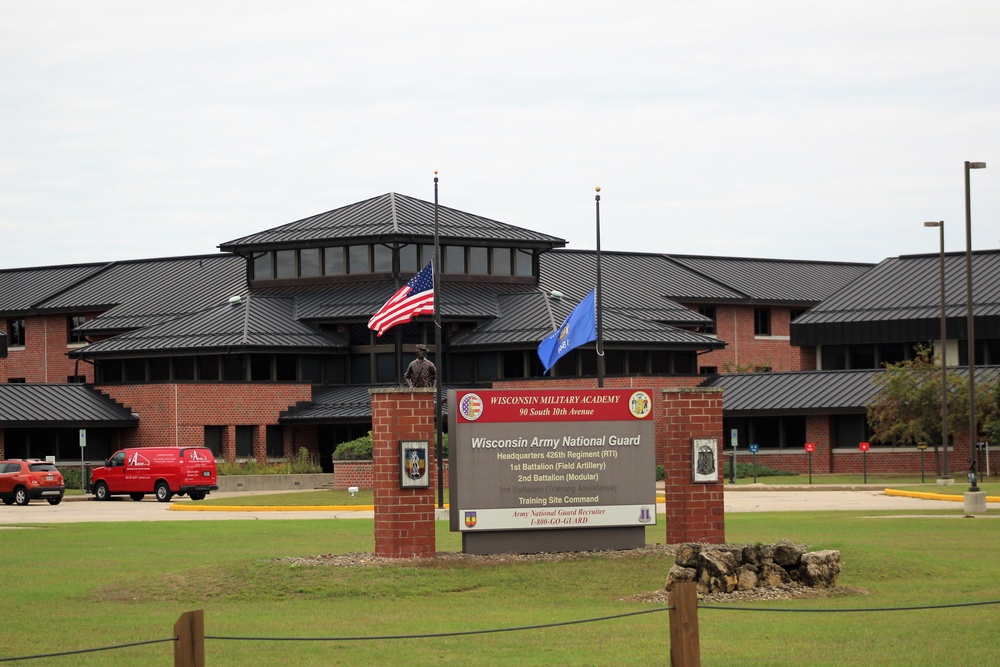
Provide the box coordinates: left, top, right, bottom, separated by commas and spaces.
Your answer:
924, 221, 949, 480
964, 161, 986, 494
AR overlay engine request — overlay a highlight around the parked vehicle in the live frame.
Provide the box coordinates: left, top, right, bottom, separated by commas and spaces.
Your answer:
89, 447, 218, 502
0, 459, 66, 506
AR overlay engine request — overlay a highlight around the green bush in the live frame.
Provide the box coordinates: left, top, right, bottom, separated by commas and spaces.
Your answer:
721, 460, 793, 479
656, 465, 664, 481
332, 431, 373, 460
332, 431, 449, 460
59, 466, 85, 490
217, 449, 321, 476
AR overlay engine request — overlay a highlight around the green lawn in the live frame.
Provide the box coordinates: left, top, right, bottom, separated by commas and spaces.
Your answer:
1, 510, 999, 665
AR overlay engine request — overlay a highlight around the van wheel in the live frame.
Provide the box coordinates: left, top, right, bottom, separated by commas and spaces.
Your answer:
130, 494, 144, 502
155, 483, 173, 503
47, 496, 62, 506
94, 482, 110, 501
14, 487, 30, 506
189, 492, 205, 501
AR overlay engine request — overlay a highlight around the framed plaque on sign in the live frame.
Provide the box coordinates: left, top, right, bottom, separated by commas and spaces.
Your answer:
692, 437, 719, 483
400, 440, 430, 488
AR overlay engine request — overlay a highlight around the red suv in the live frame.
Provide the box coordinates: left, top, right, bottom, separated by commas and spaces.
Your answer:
0, 459, 66, 506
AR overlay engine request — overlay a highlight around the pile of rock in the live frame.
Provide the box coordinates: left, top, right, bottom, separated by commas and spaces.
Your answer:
665, 539, 840, 595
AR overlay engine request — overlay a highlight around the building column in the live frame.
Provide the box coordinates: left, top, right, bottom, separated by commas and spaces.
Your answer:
370, 387, 436, 559
660, 388, 726, 545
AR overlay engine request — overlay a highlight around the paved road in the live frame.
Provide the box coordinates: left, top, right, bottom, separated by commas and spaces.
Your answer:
1, 486, 990, 525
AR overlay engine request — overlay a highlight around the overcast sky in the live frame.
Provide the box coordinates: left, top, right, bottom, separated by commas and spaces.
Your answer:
2, 1, 999, 270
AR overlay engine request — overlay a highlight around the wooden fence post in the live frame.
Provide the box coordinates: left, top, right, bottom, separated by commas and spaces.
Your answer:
669, 582, 700, 666
174, 609, 205, 667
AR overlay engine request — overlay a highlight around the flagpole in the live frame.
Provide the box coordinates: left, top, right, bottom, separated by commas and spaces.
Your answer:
433, 172, 445, 509
595, 186, 605, 388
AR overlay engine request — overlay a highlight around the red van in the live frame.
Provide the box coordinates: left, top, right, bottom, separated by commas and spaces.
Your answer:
90, 447, 218, 502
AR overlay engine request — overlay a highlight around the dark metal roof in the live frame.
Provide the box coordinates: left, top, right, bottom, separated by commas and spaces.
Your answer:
72, 295, 344, 357
792, 250, 1000, 345
539, 251, 717, 324
0, 263, 109, 314
701, 369, 881, 415
280, 385, 454, 424
61, 255, 248, 334
667, 255, 874, 304
701, 366, 1000, 416
219, 193, 567, 251
449, 288, 724, 349
0, 384, 139, 427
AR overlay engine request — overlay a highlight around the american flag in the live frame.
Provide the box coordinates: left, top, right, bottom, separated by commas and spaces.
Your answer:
367, 261, 435, 336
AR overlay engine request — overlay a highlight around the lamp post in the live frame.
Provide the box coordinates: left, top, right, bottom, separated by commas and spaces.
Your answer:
924, 221, 949, 481
595, 187, 605, 388
964, 161, 986, 494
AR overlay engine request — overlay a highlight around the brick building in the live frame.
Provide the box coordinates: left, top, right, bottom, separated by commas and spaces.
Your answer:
3, 191, 996, 477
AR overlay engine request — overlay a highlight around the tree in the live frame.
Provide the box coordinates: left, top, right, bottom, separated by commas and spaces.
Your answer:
866, 347, 987, 475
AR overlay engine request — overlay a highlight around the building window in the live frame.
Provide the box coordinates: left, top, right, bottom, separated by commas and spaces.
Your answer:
697, 306, 716, 335
492, 248, 512, 276
197, 355, 220, 381
444, 245, 466, 274
514, 249, 533, 276
204, 426, 223, 457
235, 426, 253, 458
699, 366, 718, 375
266, 426, 284, 459
399, 244, 418, 274
275, 250, 296, 279
373, 244, 392, 273
252, 252, 273, 280
67, 375, 86, 384
7, 319, 25, 346
324, 247, 346, 275
7, 377, 26, 383
348, 245, 369, 273
469, 247, 489, 275
67, 316, 87, 344
754, 308, 772, 335
299, 248, 321, 278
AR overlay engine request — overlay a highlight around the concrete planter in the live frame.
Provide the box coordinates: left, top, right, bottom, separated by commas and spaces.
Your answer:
215, 473, 336, 493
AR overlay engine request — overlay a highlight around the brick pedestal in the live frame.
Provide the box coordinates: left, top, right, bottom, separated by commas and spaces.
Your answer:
661, 388, 726, 544
370, 388, 437, 558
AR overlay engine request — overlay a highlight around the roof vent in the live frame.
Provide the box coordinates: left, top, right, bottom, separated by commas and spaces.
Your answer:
228, 295, 243, 306
549, 290, 564, 300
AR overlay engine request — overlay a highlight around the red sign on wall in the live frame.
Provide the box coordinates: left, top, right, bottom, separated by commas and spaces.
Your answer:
859, 441, 870, 452
804, 442, 816, 453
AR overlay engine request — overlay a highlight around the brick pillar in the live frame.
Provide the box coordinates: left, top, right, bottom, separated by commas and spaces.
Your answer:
222, 425, 236, 463
252, 425, 267, 461
370, 388, 436, 559
661, 388, 726, 545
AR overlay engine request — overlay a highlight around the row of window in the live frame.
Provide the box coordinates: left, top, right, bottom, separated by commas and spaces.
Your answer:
820, 340, 1000, 370
252, 244, 534, 281
725, 414, 874, 450
92, 347, 703, 385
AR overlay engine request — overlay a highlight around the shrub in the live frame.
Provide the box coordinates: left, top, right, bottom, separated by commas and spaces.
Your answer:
656, 465, 664, 481
332, 431, 449, 460
333, 432, 373, 460
217, 449, 321, 476
722, 460, 793, 479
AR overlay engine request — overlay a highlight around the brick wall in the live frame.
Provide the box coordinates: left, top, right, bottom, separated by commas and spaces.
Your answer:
97, 383, 312, 457
371, 388, 437, 558
691, 305, 816, 373
1, 314, 96, 383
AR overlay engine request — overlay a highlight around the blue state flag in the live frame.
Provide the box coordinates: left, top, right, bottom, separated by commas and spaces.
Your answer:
537, 289, 597, 373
